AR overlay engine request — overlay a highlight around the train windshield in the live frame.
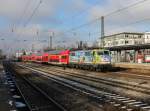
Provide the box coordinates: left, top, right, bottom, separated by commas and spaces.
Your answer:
104, 51, 109, 55
97, 51, 110, 56
97, 51, 103, 55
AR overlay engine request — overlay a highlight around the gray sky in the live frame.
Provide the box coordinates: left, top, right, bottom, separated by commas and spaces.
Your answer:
0, 0, 150, 54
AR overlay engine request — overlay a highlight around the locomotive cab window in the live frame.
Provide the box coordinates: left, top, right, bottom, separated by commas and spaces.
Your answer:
97, 51, 103, 55
104, 51, 109, 55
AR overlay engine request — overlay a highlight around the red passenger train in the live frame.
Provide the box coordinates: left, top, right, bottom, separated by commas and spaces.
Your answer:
22, 50, 70, 65
46, 50, 70, 65
21, 49, 113, 71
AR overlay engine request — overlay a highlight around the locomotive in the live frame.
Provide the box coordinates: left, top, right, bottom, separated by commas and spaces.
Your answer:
21, 49, 112, 71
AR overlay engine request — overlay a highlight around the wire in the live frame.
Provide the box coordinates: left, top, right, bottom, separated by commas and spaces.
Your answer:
17, 0, 31, 27
68, 18, 99, 32
16, 0, 42, 39
105, 0, 149, 17
0, 0, 33, 42
70, 0, 102, 19
24, 0, 42, 27
14, 0, 33, 39
105, 16, 150, 35
41, 0, 102, 31
9, 0, 32, 34
58, 0, 150, 35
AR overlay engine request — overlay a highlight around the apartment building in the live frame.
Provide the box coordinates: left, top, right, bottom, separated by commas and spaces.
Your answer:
101, 32, 144, 47
100, 32, 150, 63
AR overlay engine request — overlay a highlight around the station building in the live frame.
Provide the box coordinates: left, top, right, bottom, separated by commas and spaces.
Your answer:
101, 32, 150, 63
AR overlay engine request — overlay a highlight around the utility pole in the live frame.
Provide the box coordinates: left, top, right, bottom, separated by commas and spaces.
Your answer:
49, 35, 52, 49
89, 32, 91, 46
31, 44, 34, 52
49, 32, 54, 50
101, 16, 105, 48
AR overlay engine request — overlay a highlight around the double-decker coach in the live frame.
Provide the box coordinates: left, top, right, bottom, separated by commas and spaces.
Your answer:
31, 54, 36, 62
47, 50, 70, 65
35, 53, 42, 63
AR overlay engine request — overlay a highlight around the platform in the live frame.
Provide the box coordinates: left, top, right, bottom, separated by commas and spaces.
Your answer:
113, 62, 150, 70
0, 65, 16, 111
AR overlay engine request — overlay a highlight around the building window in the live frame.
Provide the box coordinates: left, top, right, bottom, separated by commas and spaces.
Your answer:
115, 41, 118, 45
125, 35, 128, 38
125, 40, 129, 44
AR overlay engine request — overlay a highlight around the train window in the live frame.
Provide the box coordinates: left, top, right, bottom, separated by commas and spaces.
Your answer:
104, 51, 109, 55
125, 35, 128, 38
61, 56, 67, 59
138, 35, 141, 38
97, 51, 103, 55
125, 40, 129, 44
85, 52, 91, 56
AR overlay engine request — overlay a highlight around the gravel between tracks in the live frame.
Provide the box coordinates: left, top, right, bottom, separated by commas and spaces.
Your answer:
13, 64, 108, 111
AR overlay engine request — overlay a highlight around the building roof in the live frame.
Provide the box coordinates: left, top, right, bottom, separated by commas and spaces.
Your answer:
106, 43, 150, 51
103, 32, 144, 38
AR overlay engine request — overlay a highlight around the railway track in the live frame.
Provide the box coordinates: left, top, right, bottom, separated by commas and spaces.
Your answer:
20, 63, 150, 95
21, 62, 150, 81
17, 64, 150, 111
39, 68, 150, 94
3, 62, 66, 111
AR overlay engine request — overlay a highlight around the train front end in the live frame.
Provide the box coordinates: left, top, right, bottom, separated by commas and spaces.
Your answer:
92, 49, 111, 70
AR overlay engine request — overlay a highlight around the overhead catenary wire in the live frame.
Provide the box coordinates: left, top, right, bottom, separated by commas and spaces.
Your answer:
16, 0, 31, 27
105, 0, 149, 17
14, 0, 150, 48
0, 0, 43, 53
70, 15, 150, 37
11, 0, 43, 53
13, 13, 150, 50
67, 0, 102, 21
14, 0, 33, 39
0, 0, 33, 42
3, 0, 149, 52
57, 0, 150, 36
9, 0, 33, 34
57, 15, 150, 43
24, 0, 43, 27
105, 16, 150, 35
17, 0, 43, 39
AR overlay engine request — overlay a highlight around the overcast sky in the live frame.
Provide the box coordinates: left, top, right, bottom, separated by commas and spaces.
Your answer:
0, 0, 150, 54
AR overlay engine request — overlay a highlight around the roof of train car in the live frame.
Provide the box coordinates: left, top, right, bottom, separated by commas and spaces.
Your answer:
70, 49, 109, 53
44, 50, 69, 55
69, 47, 105, 51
